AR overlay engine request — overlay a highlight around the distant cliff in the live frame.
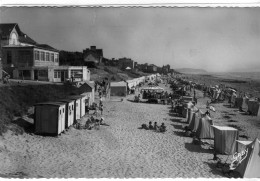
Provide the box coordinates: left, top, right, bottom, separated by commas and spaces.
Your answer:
175, 68, 207, 74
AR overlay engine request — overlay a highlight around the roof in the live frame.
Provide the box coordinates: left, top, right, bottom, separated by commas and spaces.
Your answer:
3, 43, 59, 52
212, 125, 238, 131
0, 23, 37, 45
35, 44, 59, 52
110, 81, 127, 87
35, 102, 66, 106
57, 99, 75, 103
68, 95, 85, 99
83, 48, 103, 60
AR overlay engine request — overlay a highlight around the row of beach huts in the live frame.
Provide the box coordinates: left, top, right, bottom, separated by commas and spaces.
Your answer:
34, 75, 159, 136
34, 83, 95, 136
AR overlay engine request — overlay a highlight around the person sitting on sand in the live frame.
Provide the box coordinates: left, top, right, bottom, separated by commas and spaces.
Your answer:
90, 116, 95, 123
85, 118, 92, 130
159, 123, 166, 132
141, 123, 148, 130
153, 122, 159, 131
148, 121, 153, 130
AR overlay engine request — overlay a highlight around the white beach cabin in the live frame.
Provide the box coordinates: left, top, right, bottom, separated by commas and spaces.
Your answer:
57, 99, 75, 128
67, 97, 81, 121
68, 95, 86, 118
34, 102, 66, 136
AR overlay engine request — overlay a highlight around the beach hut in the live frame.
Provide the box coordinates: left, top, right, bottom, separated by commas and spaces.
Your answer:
235, 97, 243, 108
68, 95, 86, 118
188, 112, 200, 132
183, 101, 194, 119
234, 138, 260, 178
67, 96, 81, 121
212, 125, 239, 155
77, 82, 95, 105
195, 115, 214, 139
247, 100, 260, 116
57, 99, 75, 128
34, 102, 66, 136
181, 96, 193, 103
110, 81, 127, 97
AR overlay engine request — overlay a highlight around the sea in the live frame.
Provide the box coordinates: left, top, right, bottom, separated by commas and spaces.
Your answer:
209, 72, 260, 81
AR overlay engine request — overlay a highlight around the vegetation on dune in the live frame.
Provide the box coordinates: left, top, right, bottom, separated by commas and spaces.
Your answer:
90, 66, 149, 82
0, 84, 80, 135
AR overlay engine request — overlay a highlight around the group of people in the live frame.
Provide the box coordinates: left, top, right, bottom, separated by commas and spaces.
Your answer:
141, 121, 166, 133
142, 90, 172, 100
85, 116, 104, 130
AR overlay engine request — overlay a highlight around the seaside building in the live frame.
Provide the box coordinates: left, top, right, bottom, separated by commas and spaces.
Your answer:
118, 57, 135, 70
147, 64, 158, 73
83, 46, 103, 66
0, 23, 90, 82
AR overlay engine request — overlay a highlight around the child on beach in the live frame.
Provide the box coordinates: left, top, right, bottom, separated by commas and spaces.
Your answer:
159, 123, 166, 132
153, 122, 159, 131
148, 121, 153, 130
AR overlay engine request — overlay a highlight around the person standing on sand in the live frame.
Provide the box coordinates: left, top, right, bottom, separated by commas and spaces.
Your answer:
100, 104, 103, 115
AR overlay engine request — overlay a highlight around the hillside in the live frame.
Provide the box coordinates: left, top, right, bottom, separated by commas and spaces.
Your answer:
90, 66, 149, 82
175, 68, 207, 74
0, 84, 87, 135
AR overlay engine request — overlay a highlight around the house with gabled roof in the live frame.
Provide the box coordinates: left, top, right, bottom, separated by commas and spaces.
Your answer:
83, 46, 103, 66
0, 23, 90, 82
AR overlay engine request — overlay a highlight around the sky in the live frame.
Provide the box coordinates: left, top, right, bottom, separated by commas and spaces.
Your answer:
1, 7, 260, 72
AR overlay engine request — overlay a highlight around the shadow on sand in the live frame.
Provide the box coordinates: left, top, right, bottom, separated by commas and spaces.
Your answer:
184, 142, 213, 154
203, 162, 225, 177
11, 117, 34, 134
169, 118, 183, 123
170, 124, 183, 130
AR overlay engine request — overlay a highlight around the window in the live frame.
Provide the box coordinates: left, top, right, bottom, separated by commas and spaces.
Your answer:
40, 52, 45, 61
10, 32, 18, 45
63, 108, 64, 113
34, 51, 40, 60
51, 53, 54, 62
55, 54, 59, 62
7, 51, 12, 64
72, 105, 74, 110
54, 70, 61, 78
46, 52, 50, 61
71, 70, 83, 78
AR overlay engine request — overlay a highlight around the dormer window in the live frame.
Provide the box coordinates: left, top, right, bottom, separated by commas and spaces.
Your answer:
10, 32, 18, 45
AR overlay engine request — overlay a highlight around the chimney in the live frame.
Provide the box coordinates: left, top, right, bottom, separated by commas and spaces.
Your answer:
90, 46, 96, 50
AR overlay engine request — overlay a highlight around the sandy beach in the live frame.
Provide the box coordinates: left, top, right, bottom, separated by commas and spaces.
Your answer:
0, 82, 259, 178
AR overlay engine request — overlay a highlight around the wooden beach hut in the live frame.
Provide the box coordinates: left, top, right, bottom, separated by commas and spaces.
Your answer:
188, 112, 201, 132
195, 115, 214, 139
57, 99, 75, 128
110, 81, 127, 97
68, 95, 86, 118
78, 81, 95, 106
34, 102, 66, 136
247, 100, 260, 116
181, 96, 193, 103
212, 125, 238, 155
67, 96, 81, 121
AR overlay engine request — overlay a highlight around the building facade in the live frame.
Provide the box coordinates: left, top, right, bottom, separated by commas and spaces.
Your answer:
83, 46, 103, 65
0, 23, 90, 82
118, 57, 135, 70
